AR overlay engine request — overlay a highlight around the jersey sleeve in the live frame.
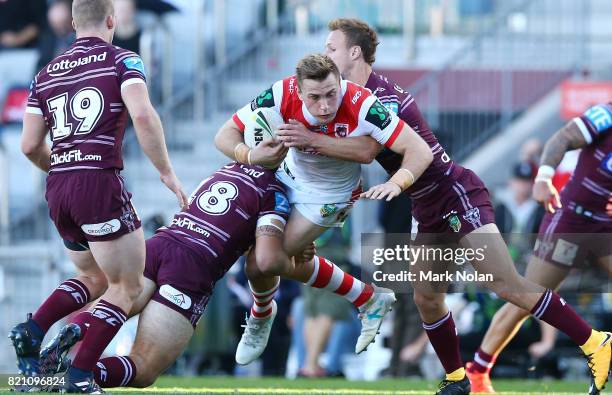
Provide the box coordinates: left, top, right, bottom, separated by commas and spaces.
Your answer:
232, 80, 284, 132
360, 95, 405, 148
256, 183, 290, 231
574, 104, 612, 144
25, 77, 42, 116
115, 50, 147, 91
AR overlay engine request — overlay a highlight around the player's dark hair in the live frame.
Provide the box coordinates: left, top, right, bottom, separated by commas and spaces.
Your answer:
328, 18, 379, 65
296, 54, 341, 86
72, 0, 114, 29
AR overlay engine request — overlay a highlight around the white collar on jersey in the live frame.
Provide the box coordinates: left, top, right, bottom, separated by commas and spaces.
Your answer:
301, 79, 348, 126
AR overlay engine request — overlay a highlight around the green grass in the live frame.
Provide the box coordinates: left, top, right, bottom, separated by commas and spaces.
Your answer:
0, 376, 596, 394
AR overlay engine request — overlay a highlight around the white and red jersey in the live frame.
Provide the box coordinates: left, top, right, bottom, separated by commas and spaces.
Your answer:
232, 76, 405, 204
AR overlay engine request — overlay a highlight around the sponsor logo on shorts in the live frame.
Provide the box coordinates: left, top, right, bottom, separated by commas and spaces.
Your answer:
334, 123, 349, 138
50, 149, 102, 166
534, 239, 554, 259
443, 210, 461, 233
160, 284, 192, 310
551, 239, 579, 266
320, 204, 338, 218
172, 217, 211, 237
120, 209, 138, 228
81, 219, 121, 236
47, 52, 107, 77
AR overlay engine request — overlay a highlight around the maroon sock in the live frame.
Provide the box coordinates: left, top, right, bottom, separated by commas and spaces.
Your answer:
531, 289, 591, 345
70, 311, 92, 339
93, 356, 136, 388
468, 348, 496, 374
71, 300, 127, 372
423, 312, 463, 374
32, 279, 90, 333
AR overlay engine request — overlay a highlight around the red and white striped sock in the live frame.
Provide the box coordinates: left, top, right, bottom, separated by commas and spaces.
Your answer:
306, 255, 374, 308
249, 279, 279, 319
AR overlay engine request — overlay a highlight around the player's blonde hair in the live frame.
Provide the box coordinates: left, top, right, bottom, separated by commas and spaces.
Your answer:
296, 54, 341, 86
72, 0, 115, 29
328, 18, 379, 65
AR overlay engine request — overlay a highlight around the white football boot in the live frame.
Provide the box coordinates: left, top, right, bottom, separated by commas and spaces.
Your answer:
235, 300, 277, 365
355, 285, 396, 354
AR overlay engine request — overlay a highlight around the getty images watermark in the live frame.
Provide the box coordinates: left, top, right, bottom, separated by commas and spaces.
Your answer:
370, 243, 491, 283
360, 232, 611, 294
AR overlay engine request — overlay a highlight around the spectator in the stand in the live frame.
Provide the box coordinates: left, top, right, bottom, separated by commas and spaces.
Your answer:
494, 162, 544, 235
0, 0, 46, 49
113, 0, 141, 54
37, 0, 75, 71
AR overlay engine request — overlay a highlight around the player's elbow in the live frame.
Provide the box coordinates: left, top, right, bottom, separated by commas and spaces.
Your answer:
21, 139, 41, 157
360, 141, 382, 164
130, 107, 157, 129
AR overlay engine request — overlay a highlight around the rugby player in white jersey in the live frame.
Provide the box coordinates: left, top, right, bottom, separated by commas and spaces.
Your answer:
215, 54, 433, 364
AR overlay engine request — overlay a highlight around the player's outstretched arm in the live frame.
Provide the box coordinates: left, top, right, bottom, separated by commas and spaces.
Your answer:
276, 119, 382, 164
215, 118, 247, 161
533, 120, 587, 213
361, 124, 433, 201
539, 120, 588, 171
122, 83, 188, 208
21, 113, 51, 172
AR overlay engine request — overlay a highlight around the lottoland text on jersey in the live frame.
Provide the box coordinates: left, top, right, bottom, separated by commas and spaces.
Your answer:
360, 233, 611, 294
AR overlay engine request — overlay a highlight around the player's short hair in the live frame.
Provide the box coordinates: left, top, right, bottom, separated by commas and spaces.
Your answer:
296, 54, 341, 86
72, 0, 114, 29
328, 18, 379, 65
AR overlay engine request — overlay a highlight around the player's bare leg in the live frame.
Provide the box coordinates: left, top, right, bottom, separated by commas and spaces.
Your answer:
410, 251, 468, 395
302, 315, 334, 376
461, 224, 611, 394
236, 257, 281, 365
92, 300, 194, 388
239, 209, 394, 364
52, 229, 146, 392
9, 247, 107, 377
466, 256, 570, 393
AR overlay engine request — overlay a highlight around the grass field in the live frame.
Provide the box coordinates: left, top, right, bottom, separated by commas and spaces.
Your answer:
0, 376, 597, 394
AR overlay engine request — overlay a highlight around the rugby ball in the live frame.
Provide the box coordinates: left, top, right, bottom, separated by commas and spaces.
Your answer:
243, 107, 284, 148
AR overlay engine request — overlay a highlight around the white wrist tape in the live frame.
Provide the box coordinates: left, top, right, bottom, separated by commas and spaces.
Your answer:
535, 165, 555, 182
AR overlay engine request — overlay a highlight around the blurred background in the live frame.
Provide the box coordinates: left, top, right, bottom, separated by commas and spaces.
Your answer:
0, 0, 611, 383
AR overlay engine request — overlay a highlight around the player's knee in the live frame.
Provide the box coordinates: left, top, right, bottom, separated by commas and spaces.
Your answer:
129, 372, 158, 388
413, 292, 445, 313
503, 302, 529, 321
86, 272, 108, 299
113, 275, 144, 302
255, 251, 293, 276
127, 354, 159, 388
